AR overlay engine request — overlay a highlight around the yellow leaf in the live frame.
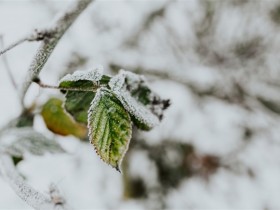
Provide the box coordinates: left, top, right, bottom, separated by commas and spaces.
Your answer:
41, 98, 87, 139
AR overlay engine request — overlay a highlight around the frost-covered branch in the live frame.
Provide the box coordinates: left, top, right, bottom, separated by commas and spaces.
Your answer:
0, 36, 29, 56
0, 154, 70, 210
0, 35, 17, 89
20, 0, 93, 105
0, 127, 68, 210
0, 1, 93, 209
0, 29, 54, 56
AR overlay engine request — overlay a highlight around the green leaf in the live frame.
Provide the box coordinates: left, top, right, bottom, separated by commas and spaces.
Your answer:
63, 81, 96, 124
56, 68, 169, 171
41, 98, 88, 139
59, 68, 111, 124
109, 70, 170, 130
59, 67, 103, 88
88, 88, 132, 171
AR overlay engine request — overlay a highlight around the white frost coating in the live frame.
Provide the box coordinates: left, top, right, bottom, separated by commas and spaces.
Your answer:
117, 91, 159, 128
109, 70, 159, 128
59, 66, 103, 84
108, 69, 126, 92
0, 129, 69, 210
109, 69, 146, 92
0, 128, 64, 157
0, 154, 54, 210
88, 88, 104, 115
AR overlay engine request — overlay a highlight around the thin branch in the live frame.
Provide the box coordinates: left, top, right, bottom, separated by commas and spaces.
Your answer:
0, 35, 18, 89
110, 63, 191, 88
123, 2, 171, 46
0, 1, 93, 209
0, 36, 29, 56
20, 0, 94, 106
0, 29, 59, 57
0, 154, 63, 210
34, 79, 99, 92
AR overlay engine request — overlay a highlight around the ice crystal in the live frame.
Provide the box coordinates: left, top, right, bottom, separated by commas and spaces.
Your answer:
59, 66, 103, 84
109, 70, 165, 129
116, 90, 160, 128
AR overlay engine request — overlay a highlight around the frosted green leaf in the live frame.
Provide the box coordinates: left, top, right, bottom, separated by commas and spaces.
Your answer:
88, 88, 132, 171
109, 70, 170, 130
63, 81, 96, 124
59, 66, 104, 87
59, 67, 111, 124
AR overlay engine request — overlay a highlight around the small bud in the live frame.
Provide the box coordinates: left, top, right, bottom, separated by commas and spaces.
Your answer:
32, 77, 40, 83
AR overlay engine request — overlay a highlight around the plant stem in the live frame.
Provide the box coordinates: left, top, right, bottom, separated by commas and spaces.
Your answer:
20, 0, 94, 106
0, 154, 61, 210
35, 80, 99, 92
0, 1, 93, 209
0, 36, 18, 89
0, 36, 29, 57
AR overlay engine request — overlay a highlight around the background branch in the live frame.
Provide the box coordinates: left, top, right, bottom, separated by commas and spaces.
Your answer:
0, 29, 60, 57
0, 36, 29, 56
0, 1, 93, 209
0, 35, 17, 89
0, 154, 70, 210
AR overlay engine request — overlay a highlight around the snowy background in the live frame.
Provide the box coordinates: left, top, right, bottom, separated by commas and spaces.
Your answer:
1, 0, 280, 209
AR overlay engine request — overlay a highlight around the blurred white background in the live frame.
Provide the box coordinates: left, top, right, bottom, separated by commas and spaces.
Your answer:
1, 0, 280, 209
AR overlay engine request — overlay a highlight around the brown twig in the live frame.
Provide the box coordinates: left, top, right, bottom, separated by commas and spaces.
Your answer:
34, 78, 99, 92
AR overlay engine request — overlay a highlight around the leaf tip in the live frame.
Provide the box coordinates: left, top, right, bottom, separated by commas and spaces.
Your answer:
115, 165, 122, 173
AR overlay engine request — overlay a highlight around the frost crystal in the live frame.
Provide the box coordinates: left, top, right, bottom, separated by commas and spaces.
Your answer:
109, 70, 160, 129
109, 69, 145, 92
117, 91, 160, 128
59, 66, 103, 84
108, 69, 126, 92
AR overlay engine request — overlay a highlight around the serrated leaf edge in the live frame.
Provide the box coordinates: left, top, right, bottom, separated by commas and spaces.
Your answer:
87, 88, 132, 172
